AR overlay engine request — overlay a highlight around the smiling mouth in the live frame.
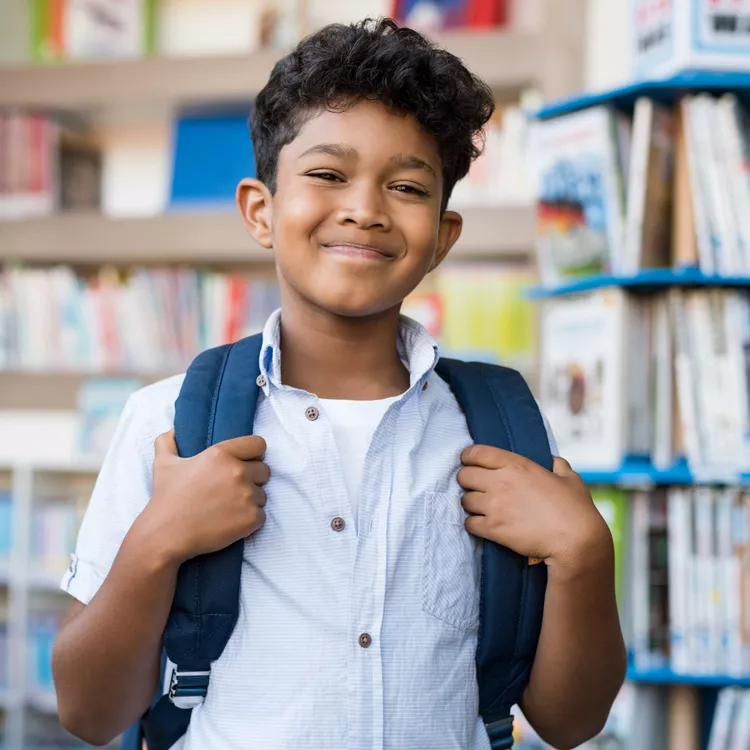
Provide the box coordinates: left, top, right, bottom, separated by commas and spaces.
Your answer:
322, 242, 394, 261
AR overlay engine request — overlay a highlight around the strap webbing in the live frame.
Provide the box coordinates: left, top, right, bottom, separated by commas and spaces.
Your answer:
435, 359, 553, 729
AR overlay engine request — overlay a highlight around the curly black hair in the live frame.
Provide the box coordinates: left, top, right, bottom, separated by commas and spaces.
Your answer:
250, 17, 495, 211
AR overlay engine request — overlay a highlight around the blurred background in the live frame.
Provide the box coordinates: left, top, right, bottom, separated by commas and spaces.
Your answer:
1, 0, 750, 748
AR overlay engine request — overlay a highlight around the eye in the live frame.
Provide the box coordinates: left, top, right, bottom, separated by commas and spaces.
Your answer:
307, 171, 343, 182
392, 184, 430, 198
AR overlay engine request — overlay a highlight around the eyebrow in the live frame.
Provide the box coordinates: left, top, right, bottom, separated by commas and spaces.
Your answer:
298, 143, 358, 160
298, 143, 437, 178
389, 153, 437, 178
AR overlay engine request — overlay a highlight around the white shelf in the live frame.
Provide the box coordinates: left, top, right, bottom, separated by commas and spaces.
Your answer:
27, 568, 66, 593
25, 689, 57, 714
0, 30, 544, 110
0, 206, 536, 265
10, 459, 102, 475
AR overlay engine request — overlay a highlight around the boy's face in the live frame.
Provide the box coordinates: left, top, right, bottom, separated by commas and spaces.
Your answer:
238, 100, 462, 318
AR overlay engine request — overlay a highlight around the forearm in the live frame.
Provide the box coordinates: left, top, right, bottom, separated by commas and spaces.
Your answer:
521, 533, 627, 749
52, 515, 180, 746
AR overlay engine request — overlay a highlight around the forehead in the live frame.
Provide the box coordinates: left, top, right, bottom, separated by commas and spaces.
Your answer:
279, 99, 441, 169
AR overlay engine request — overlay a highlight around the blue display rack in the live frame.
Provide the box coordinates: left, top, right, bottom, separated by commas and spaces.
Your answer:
536, 69, 750, 120
527, 268, 750, 299
578, 456, 692, 486
627, 667, 750, 689
578, 455, 750, 487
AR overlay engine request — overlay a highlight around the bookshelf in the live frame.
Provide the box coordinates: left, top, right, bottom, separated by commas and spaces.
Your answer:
1, 463, 101, 750
536, 70, 750, 121
531, 68, 750, 749
0, 29, 548, 110
627, 667, 750, 689
528, 268, 750, 299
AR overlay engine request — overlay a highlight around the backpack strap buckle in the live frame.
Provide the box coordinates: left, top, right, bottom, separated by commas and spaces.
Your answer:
168, 667, 211, 709
485, 716, 515, 749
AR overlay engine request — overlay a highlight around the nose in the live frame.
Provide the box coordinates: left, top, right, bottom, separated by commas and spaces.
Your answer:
335, 182, 391, 231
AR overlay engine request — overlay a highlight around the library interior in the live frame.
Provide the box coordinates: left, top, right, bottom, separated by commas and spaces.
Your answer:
1, 0, 750, 748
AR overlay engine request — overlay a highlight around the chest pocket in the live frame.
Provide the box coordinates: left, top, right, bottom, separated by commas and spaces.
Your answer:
422, 492, 481, 631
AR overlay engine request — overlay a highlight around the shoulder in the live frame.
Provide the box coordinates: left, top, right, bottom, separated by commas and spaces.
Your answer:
121, 373, 186, 444
432, 360, 558, 456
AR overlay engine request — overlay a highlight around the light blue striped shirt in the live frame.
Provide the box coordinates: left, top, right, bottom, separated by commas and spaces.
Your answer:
63, 310, 556, 749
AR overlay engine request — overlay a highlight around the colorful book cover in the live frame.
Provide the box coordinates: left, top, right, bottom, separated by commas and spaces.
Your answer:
77, 377, 142, 457
590, 486, 629, 607
32, 0, 157, 61
539, 289, 629, 470
529, 106, 626, 284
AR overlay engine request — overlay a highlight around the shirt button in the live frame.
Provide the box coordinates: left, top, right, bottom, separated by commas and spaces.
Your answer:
256, 374, 267, 387
358, 633, 372, 649
305, 406, 319, 421
331, 517, 345, 532
422, 380, 428, 391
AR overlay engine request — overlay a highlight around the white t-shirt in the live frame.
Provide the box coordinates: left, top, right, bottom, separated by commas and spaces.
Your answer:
318, 396, 401, 530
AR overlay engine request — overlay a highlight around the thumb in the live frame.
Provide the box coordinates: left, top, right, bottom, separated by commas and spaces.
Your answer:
154, 429, 178, 458
552, 456, 576, 478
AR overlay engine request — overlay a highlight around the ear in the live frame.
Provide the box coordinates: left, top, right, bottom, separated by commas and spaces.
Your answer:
237, 178, 274, 249
430, 210, 463, 271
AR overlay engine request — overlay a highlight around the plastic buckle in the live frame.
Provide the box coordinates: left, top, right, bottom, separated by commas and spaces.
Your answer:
485, 716, 515, 749
168, 668, 210, 709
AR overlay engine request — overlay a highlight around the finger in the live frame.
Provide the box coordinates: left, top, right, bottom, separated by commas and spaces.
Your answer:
464, 513, 489, 539
460, 491, 487, 516
217, 435, 267, 461
252, 485, 267, 508
245, 460, 271, 487
461, 444, 516, 470
154, 429, 177, 458
457, 465, 493, 492
552, 456, 575, 477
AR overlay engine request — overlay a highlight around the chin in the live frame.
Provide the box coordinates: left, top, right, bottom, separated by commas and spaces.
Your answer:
307, 289, 398, 319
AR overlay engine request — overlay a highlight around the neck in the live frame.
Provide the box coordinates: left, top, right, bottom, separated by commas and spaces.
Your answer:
278, 293, 410, 400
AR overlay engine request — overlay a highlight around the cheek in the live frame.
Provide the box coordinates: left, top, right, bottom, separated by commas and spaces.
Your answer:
273, 190, 329, 241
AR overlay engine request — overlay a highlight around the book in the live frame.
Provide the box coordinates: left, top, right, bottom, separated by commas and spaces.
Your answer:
403, 262, 537, 380
77, 377, 142, 457
539, 288, 630, 470
0, 266, 281, 373
671, 102, 700, 270
623, 97, 675, 272
530, 106, 626, 284
32, 0, 158, 62
591, 486, 629, 608
169, 111, 257, 209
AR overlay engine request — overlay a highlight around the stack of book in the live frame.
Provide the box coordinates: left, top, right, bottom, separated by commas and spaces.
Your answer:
403, 261, 538, 381
707, 687, 750, 750
0, 113, 101, 219
0, 266, 281, 373
626, 487, 750, 679
539, 286, 750, 478
529, 93, 750, 284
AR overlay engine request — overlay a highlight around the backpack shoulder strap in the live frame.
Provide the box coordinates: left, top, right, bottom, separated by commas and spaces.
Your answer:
138, 333, 264, 750
434, 358, 553, 750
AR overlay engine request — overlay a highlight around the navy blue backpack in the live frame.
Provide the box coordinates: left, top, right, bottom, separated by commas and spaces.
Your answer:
122, 332, 552, 750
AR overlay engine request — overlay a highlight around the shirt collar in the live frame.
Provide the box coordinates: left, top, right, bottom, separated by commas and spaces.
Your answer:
258, 308, 440, 394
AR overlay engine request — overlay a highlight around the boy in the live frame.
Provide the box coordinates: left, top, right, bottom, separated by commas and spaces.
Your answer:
52, 18, 626, 750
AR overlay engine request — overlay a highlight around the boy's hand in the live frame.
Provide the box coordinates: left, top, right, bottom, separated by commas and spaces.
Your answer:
458, 445, 609, 574
141, 429, 270, 565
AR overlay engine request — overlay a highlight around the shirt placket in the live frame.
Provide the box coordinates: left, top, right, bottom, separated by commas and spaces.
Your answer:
347, 397, 411, 750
